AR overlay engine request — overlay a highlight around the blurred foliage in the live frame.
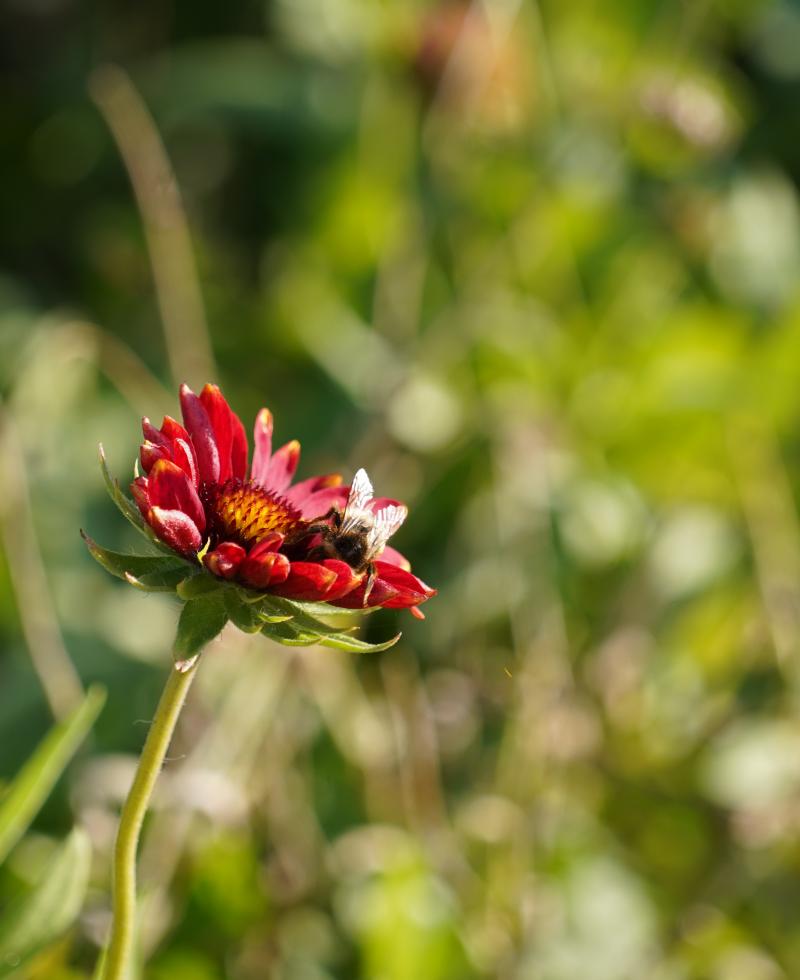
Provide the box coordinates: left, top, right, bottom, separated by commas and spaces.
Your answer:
4, 0, 800, 977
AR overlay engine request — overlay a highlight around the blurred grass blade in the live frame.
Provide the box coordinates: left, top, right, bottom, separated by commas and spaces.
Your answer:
0, 828, 92, 978
0, 686, 106, 865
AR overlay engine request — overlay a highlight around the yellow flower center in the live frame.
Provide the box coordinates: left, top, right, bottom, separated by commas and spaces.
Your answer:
206, 480, 301, 547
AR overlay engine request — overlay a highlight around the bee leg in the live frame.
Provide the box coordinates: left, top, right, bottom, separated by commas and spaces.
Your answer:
284, 520, 327, 547
362, 563, 378, 606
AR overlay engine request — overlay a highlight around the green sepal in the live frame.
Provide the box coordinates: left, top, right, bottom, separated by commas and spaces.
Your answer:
259, 615, 401, 653
172, 597, 229, 664
125, 567, 194, 592
223, 590, 267, 633
81, 530, 188, 583
257, 595, 356, 637
260, 620, 321, 646
316, 631, 401, 654
176, 572, 225, 600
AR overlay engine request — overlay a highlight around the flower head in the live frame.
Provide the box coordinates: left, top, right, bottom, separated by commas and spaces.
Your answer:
85, 384, 434, 661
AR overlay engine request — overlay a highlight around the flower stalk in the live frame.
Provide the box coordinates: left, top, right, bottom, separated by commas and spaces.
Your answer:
101, 659, 199, 980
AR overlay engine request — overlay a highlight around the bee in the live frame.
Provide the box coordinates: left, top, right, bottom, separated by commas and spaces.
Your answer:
292, 468, 407, 603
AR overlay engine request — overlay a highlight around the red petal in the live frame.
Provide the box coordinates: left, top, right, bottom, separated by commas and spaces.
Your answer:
410, 606, 426, 620
205, 541, 246, 579
264, 439, 300, 493
250, 408, 273, 486
292, 485, 349, 520
147, 459, 206, 533
330, 576, 400, 609
160, 415, 191, 443
269, 561, 338, 600
141, 417, 198, 485
131, 476, 150, 517
240, 550, 290, 589
284, 473, 342, 505
317, 559, 363, 600
142, 416, 170, 449
147, 506, 202, 556
200, 384, 234, 483
139, 441, 168, 474
230, 412, 248, 480
180, 383, 220, 484
377, 546, 411, 571
172, 437, 199, 486
372, 561, 436, 609
247, 532, 284, 560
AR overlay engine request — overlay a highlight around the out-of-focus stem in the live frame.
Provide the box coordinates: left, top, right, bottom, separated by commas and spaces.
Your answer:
0, 404, 84, 720
101, 660, 199, 980
88, 63, 216, 388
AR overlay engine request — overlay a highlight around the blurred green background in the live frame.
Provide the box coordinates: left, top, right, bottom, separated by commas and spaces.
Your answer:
4, 0, 800, 977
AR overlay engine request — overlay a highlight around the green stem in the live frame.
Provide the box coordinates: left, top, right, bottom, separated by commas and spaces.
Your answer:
101, 660, 199, 980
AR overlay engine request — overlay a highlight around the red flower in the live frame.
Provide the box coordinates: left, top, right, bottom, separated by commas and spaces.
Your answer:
132, 384, 435, 614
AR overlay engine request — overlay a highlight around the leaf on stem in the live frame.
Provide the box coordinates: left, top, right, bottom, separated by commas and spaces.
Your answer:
172, 598, 229, 666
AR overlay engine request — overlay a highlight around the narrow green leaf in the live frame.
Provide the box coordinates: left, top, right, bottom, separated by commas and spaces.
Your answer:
278, 597, 376, 619
317, 631, 401, 654
173, 599, 229, 662
80, 531, 187, 583
98, 443, 145, 532
0, 686, 106, 865
0, 828, 92, 978
260, 620, 320, 646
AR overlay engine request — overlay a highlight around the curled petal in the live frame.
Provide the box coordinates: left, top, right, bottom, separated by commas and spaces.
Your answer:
172, 437, 199, 486
147, 506, 202, 556
269, 561, 338, 600
180, 383, 220, 484
142, 416, 170, 449
140, 440, 168, 473
317, 559, 363, 600
372, 561, 436, 609
161, 415, 192, 443
250, 408, 273, 486
131, 476, 150, 517
264, 440, 300, 493
147, 459, 206, 533
240, 550, 290, 589
200, 383, 235, 483
230, 412, 248, 480
141, 416, 199, 485
205, 541, 246, 580
331, 575, 400, 609
247, 532, 284, 560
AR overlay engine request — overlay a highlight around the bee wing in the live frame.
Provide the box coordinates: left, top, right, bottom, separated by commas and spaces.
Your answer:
340, 467, 375, 532
366, 503, 408, 557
